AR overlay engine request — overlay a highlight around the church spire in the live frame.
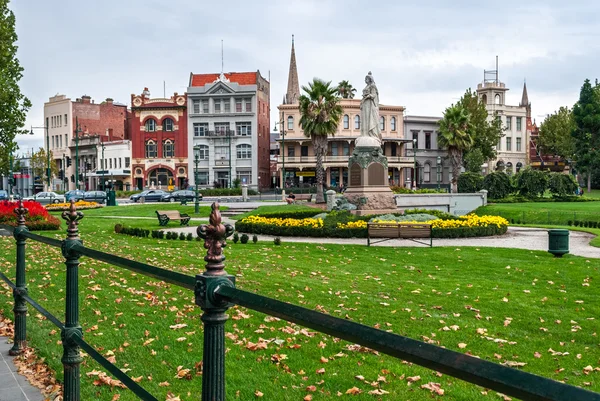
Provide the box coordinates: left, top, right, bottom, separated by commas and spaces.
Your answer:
520, 79, 529, 107
285, 35, 300, 104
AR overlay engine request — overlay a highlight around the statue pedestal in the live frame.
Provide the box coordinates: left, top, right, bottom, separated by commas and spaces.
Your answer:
345, 146, 397, 216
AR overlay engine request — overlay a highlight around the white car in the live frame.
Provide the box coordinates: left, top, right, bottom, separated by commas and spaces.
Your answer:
23, 191, 66, 205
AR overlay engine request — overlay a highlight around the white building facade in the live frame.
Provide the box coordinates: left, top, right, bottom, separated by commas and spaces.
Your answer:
90, 140, 132, 191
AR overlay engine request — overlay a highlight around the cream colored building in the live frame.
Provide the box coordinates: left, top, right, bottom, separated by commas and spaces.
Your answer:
277, 99, 413, 188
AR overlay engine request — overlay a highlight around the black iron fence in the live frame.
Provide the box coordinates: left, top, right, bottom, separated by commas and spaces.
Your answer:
1, 200, 599, 401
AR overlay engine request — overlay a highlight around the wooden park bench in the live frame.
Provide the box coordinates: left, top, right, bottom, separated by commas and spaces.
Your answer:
155, 210, 191, 226
367, 222, 432, 247
293, 194, 313, 203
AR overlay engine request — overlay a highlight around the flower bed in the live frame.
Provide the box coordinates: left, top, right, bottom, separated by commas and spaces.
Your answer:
45, 201, 103, 211
0, 201, 61, 231
237, 212, 508, 239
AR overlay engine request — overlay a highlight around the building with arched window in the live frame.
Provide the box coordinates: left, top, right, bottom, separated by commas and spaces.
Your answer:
129, 88, 188, 190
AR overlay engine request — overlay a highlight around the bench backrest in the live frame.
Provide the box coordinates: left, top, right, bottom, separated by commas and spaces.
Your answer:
398, 223, 431, 238
156, 210, 182, 219
368, 223, 400, 238
294, 194, 312, 200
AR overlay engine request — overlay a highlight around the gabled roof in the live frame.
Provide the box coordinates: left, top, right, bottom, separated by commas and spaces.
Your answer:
190, 72, 257, 87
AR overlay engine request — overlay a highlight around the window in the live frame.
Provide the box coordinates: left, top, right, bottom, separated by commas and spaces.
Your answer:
497, 138, 501, 150
64, 114, 68, 126
495, 94, 501, 105
301, 145, 309, 157
506, 162, 513, 175
163, 118, 174, 131
65, 134, 68, 147
516, 162, 523, 172
424, 163, 431, 183
506, 137, 512, 151
193, 123, 208, 136
354, 115, 360, 129
287, 116, 294, 130
46, 117, 49, 130
380, 116, 385, 131
163, 140, 175, 158
52, 136, 55, 148
192, 100, 200, 114
59, 136, 62, 148
109, 158, 112, 169
516, 117, 522, 131
496, 115, 501, 125
196, 145, 209, 160
224, 100, 230, 113
506, 116, 512, 130
391, 142, 397, 156
331, 142, 338, 156
202, 100, 209, 113
516, 137, 522, 151
214, 123, 229, 135
119, 158, 122, 168
343, 115, 349, 129
412, 131, 419, 149
342, 142, 349, 156
236, 122, 252, 136
145, 140, 157, 158
425, 132, 432, 149
235, 98, 242, 112
125, 157, 131, 168
236, 170, 252, 185
391, 116, 396, 131
236, 144, 252, 159
145, 119, 156, 132
215, 146, 229, 160
197, 171, 209, 185
214, 100, 221, 113
245, 98, 252, 112
287, 146, 295, 157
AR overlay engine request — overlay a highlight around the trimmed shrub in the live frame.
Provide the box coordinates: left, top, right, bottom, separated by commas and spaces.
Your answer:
404, 209, 456, 220
232, 232, 239, 243
483, 172, 512, 200
179, 232, 186, 240
252, 234, 258, 244
274, 237, 281, 245
548, 173, 579, 198
457, 172, 484, 193
514, 168, 549, 198
567, 220, 573, 226
187, 233, 193, 241
240, 234, 249, 244
158, 231, 165, 239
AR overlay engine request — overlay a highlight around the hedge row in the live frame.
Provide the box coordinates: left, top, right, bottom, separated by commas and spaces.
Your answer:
114, 224, 196, 241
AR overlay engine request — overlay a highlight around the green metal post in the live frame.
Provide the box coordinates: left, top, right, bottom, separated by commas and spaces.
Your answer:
196, 203, 234, 401
412, 139, 417, 189
8, 153, 13, 198
61, 200, 84, 401
46, 124, 51, 191
194, 153, 200, 214
9, 201, 29, 355
228, 131, 232, 189
101, 143, 105, 192
75, 117, 81, 191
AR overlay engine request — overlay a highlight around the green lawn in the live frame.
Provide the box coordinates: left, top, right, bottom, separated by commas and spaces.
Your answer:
586, 189, 600, 199
0, 211, 598, 400
476, 201, 600, 225
81, 204, 219, 218
231, 204, 320, 220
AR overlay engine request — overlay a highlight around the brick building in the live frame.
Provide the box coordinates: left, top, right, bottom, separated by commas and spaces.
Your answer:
129, 88, 189, 190
45, 94, 128, 191
186, 71, 270, 190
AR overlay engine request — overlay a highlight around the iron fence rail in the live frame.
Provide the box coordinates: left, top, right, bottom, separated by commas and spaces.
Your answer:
216, 285, 600, 401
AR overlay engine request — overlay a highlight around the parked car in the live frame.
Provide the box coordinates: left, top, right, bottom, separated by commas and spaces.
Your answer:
65, 190, 86, 202
0, 190, 8, 201
84, 191, 107, 204
161, 190, 201, 203
23, 192, 66, 205
129, 190, 167, 203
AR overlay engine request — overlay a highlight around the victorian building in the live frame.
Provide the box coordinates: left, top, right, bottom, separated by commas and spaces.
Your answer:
44, 94, 128, 191
186, 71, 271, 190
276, 37, 412, 189
476, 68, 530, 175
129, 89, 189, 190
404, 115, 451, 190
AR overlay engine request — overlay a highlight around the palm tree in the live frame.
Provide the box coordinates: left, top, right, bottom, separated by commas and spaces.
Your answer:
336, 80, 356, 99
299, 79, 343, 203
438, 104, 472, 193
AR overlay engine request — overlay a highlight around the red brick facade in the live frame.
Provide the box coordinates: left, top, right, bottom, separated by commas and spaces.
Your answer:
129, 89, 188, 190
72, 96, 127, 140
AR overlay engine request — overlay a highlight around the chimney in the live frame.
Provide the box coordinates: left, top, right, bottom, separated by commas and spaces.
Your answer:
106, 98, 113, 105
81, 95, 91, 104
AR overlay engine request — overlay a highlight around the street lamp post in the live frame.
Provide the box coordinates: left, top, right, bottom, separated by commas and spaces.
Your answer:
273, 112, 286, 190
412, 138, 417, 190
228, 130, 232, 189
193, 145, 200, 214
74, 117, 82, 190
436, 156, 442, 191
100, 141, 106, 192
30, 124, 51, 191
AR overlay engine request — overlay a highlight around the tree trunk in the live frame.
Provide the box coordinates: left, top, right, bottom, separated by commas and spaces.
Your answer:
449, 148, 462, 193
587, 172, 592, 193
313, 135, 328, 203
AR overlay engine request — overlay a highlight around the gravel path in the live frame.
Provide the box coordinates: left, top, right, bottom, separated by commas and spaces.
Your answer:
164, 225, 600, 259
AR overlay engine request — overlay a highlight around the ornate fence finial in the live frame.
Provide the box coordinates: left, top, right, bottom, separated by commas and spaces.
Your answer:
14, 200, 28, 227
61, 199, 84, 240
197, 202, 233, 275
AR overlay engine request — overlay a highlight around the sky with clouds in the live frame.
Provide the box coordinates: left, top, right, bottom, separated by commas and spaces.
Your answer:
11, 0, 600, 151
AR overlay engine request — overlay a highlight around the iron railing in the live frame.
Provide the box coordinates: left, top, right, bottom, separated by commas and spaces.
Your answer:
1, 200, 599, 400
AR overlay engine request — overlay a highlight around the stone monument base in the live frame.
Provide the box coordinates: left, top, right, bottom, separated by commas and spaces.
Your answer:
343, 186, 398, 216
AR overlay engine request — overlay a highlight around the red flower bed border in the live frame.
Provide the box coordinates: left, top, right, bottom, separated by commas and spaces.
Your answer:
0, 201, 61, 231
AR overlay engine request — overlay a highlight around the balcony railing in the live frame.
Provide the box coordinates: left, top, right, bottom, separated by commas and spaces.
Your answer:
197, 129, 252, 138
278, 155, 412, 164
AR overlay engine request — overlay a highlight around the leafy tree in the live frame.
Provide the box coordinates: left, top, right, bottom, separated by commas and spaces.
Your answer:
31, 147, 59, 187
336, 80, 356, 99
457, 172, 483, 193
457, 89, 504, 164
0, 0, 31, 175
548, 172, 578, 198
482, 171, 511, 199
464, 148, 484, 173
514, 167, 549, 198
438, 104, 472, 193
572, 79, 600, 192
299, 79, 343, 203
537, 106, 575, 160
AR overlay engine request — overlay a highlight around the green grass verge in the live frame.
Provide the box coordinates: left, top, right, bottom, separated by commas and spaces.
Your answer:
0, 214, 598, 400
231, 204, 320, 220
